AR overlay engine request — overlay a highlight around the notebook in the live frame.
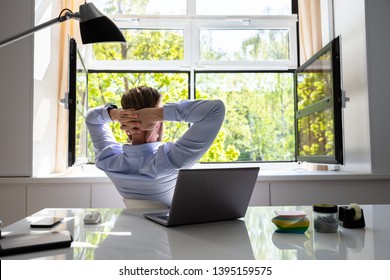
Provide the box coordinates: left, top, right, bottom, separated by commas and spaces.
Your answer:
0, 230, 73, 257
144, 167, 259, 226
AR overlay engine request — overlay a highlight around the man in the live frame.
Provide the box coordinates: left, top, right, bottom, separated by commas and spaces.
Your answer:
86, 86, 225, 207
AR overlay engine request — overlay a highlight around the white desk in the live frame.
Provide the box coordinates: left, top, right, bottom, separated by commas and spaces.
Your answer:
1, 205, 389, 260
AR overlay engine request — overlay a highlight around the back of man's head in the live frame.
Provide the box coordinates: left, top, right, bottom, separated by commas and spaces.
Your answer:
121, 86, 164, 143
121, 86, 161, 110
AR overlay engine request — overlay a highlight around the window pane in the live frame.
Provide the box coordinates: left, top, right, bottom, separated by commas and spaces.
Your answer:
87, 72, 189, 163
296, 51, 333, 110
196, 72, 295, 162
93, 0, 187, 15
196, 0, 292, 15
200, 29, 290, 61
93, 29, 184, 61
297, 109, 334, 157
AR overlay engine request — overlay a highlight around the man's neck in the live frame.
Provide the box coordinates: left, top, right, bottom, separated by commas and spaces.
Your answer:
130, 133, 146, 145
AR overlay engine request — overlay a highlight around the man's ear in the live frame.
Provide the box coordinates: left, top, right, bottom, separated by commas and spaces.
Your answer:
145, 122, 162, 143
156, 121, 164, 141
145, 130, 156, 143
126, 130, 132, 142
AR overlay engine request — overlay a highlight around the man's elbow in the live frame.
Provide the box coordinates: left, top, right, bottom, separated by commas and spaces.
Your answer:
85, 108, 98, 125
85, 109, 93, 125
211, 99, 226, 120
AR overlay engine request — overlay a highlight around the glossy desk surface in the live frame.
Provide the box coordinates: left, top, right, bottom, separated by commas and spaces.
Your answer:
1, 205, 389, 260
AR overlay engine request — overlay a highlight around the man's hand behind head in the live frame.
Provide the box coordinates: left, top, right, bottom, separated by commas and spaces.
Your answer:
119, 107, 163, 133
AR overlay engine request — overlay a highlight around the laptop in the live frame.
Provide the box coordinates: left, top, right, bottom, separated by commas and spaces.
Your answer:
144, 167, 259, 226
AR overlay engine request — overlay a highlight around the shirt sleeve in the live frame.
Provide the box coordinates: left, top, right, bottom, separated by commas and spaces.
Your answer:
85, 104, 118, 155
162, 99, 225, 168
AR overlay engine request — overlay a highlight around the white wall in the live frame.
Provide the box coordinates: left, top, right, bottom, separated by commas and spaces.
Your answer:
33, 0, 62, 176
334, 0, 390, 173
0, 0, 34, 176
364, 0, 390, 173
0, 0, 61, 177
320, 0, 334, 45
333, 0, 372, 173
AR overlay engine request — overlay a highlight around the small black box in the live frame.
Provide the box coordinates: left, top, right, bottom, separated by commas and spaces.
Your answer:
338, 206, 365, 228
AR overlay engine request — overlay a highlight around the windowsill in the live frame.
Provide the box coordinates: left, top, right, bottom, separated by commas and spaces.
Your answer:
2, 163, 390, 184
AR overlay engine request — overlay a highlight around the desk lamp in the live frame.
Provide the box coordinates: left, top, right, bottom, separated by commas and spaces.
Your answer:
0, 1, 126, 48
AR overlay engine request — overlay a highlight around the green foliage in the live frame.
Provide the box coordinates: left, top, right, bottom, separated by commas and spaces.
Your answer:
297, 62, 335, 157
298, 110, 335, 157
196, 72, 295, 162
93, 29, 184, 62
241, 30, 289, 61
104, 0, 149, 15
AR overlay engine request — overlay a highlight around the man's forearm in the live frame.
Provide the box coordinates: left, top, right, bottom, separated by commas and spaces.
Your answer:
85, 105, 118, 154
108, 108, 121, 122
148, 107, 164, 123
162, 99, 225, 168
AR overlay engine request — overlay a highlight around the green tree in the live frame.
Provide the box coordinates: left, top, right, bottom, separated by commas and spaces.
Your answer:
296, 51, 334, 157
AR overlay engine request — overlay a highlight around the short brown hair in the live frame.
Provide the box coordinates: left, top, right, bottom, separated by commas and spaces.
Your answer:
121, 86, 161, 110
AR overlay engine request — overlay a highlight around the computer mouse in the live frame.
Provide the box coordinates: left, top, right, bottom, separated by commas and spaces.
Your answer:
83, 211, 101, 224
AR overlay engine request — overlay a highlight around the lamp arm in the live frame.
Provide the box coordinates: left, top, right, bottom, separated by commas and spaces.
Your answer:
0, 12, 79, 48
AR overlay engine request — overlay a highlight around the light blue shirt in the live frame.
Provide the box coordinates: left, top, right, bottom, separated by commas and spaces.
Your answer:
85, 100, 225, 207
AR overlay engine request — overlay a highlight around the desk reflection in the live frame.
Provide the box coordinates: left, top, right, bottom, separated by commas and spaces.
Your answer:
270, 223, 366, 260
3, 205, 387, 260
93, 209, 254, 260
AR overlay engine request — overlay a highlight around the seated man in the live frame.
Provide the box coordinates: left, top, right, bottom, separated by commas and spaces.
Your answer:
86, 86, 225, 208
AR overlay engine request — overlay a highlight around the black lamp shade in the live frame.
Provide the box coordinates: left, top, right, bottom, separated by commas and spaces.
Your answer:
79, 3, 126, 44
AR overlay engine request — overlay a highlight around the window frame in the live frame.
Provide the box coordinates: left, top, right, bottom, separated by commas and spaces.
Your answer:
84, 17, 298, 72
294, 36, 344, 165
85, 19, 191, 70
70, 0, 300, 166
192, 16, 298, 70
194, 69, 297, 163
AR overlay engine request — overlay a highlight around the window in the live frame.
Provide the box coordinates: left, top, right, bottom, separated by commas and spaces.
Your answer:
69, 0, 298, 166
94, 0, 187, 15
92, 29, 185, 61
195, 0, 292, 16
68, 38, 89, 166
196, 72, 295, 162
295, 36, 344, 164
199, 29, 291, 62
86, 71, 189, 163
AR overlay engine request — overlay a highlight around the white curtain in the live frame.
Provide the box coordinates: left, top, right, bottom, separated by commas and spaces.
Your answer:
298, 0, 323, 63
